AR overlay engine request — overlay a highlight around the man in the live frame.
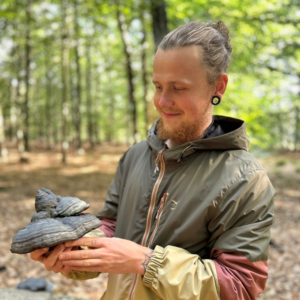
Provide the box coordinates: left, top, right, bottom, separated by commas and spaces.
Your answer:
31, 21, 275, 300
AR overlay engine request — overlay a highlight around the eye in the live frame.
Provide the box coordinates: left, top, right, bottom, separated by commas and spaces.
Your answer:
174, 87, 185, 91
155, 86, 162, 90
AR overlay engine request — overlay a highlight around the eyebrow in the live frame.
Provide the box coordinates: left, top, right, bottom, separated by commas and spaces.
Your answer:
152, 80, 191, 85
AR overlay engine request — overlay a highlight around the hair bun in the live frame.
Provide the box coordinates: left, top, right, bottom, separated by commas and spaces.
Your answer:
210, 21, 232, 54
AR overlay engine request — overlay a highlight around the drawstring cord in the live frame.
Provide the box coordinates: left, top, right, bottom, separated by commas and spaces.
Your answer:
177, 144, 192, 163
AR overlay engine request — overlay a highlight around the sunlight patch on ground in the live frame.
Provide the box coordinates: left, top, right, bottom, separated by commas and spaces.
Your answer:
58, 165, 101, 176
279, 188, 300, 198
1, 148, 123, 175
21, 198, 35, 209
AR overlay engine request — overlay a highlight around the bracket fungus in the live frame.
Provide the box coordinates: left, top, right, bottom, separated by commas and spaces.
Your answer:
11, 188, 102, 254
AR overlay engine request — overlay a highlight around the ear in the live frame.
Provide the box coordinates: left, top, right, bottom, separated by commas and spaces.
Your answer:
214, 73, 228, 100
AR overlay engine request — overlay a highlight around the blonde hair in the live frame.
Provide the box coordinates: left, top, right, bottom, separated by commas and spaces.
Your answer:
158, 21, 232, 85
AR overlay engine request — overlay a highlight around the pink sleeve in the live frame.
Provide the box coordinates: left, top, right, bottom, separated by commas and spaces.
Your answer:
98, 218, 116, 238
211, 248, 268, 300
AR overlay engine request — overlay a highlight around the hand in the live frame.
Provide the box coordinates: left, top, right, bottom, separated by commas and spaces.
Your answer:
59, 237, 153, 275
29, 244, 74, 274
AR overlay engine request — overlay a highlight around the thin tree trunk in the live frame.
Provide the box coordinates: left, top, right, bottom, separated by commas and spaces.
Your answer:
44, 38, 52, 150
86, 38, 94, 148
150, 0, 169, 51
12, 0, 26, 161
53, 89, 59, 145
94, 63, 101, 144
24, 0, 31, 151
0, 104, 5, 161
107, 71, 114, 143
8, 0, 21, 144
140, 8, 149, 133
61, 0, 69, 163
116, 0, 138, 143
295, 95, 300, 151
73, 0, 82, 149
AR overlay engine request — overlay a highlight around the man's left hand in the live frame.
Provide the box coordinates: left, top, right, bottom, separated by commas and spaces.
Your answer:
59, 237, 153, 275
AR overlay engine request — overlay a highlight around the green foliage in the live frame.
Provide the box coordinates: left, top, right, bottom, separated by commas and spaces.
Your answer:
0, 0, 299, 150
276, 159, 287, 166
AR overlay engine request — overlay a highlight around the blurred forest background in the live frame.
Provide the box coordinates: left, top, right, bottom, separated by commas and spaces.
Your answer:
0, 0, 300, 300
0, 0, 299, 158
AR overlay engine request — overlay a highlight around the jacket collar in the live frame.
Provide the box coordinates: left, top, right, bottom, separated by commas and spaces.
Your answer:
147, 115, 249, 162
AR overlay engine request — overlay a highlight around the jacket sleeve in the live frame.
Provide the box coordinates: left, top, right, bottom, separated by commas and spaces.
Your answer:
143, 169, 275, 300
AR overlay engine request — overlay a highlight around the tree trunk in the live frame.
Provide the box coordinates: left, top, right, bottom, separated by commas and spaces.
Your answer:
0, 104, 5, 161
150, 0, 169, 51
116, 0, 138, 143
107, 71, 114, 143
53, 89, 59, 145
24, 0, 31, 151
73, 0, 82, 149
44, 38, 52, 150
61, 0, 69, 163
94, 63, 101, 144
140, 8, 149, 133
295, 104, 300, 151
86, 38, 94, 148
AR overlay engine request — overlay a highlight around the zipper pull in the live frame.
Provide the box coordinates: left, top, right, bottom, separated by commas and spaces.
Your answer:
154, 151, 161, 173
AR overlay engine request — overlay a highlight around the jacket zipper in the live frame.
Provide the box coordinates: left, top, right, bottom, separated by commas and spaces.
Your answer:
141, 148, 167, 247
147, 193, 169, 247
128, 147, 167, 300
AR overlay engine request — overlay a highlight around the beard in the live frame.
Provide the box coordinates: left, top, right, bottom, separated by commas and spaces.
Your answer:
156, 110, 212, 145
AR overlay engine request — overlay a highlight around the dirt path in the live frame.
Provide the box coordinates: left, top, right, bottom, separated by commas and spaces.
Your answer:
0, 146, 299, 299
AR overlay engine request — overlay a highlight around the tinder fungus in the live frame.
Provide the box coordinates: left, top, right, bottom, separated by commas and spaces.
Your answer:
11, 188, 102, 254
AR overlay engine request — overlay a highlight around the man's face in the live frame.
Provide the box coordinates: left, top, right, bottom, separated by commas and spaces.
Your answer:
152, 45, 214, 144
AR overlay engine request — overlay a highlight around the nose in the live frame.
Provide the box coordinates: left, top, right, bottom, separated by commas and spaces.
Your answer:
157, 90, 174, 107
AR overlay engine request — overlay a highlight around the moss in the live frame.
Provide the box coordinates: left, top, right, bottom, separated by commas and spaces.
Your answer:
276, 159, 287, 167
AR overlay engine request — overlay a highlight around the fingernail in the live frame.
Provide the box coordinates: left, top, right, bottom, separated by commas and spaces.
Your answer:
60, 254, 65, 260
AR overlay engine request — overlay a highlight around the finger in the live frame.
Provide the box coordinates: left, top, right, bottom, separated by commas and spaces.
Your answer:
52, 246, 73, 273
59, 249, 101, 261
60, 247, 73, 274
69, 266, 102, 272
61, 265, 73, 275
44, 244, 65, 270
65, 237, 103, 248
52, 258, 64, 274
62, 259, 102, 268
30, 247, 49, 262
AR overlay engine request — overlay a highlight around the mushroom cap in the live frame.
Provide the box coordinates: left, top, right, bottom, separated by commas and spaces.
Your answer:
54, 196, 89, 217
11, 214, 102, 254
35, 188, 58, 213
10, 188, 102, 254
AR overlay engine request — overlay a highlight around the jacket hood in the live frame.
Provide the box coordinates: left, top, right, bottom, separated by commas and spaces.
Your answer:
147, 115, 249, 161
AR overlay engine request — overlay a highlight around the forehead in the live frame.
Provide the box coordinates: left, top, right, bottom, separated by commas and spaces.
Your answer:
152, 45, 206, 82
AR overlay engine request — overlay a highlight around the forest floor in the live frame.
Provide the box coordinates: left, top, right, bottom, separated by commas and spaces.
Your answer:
0, 144, 299, 300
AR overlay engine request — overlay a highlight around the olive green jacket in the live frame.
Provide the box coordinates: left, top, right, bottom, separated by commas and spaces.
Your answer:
65, 116, 275, 300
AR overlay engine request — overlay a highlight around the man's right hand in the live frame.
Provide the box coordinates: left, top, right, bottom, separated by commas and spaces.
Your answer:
30, 244, 74, 274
